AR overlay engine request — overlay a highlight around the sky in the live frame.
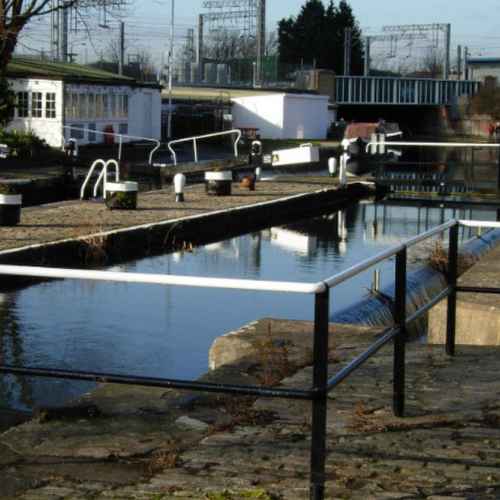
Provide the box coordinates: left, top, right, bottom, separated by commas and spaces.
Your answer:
19, 0, 500, 67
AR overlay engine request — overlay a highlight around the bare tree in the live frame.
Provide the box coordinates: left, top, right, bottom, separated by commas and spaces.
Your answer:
205, 30, 256, 61
420, 48, 444, 78
0, 1, 127, 71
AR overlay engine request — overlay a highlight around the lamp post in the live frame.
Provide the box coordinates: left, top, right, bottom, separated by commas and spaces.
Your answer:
167, 0, 175, 139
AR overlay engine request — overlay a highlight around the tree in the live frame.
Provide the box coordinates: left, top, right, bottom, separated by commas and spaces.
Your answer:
278, 0, 363, 75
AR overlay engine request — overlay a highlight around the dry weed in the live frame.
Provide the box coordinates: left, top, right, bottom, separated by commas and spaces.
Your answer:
77, 224, 109, 266
146, 445, 180, 476
428, 241, 477, 276
255, 322, 292, 387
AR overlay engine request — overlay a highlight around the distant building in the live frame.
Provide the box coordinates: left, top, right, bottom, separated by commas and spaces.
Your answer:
467, 58, 500, 87
6, 58, 162, 148
231, 93, 330, 140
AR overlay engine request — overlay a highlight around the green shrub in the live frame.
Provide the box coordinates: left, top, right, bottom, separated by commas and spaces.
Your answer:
0, 129, 48, 158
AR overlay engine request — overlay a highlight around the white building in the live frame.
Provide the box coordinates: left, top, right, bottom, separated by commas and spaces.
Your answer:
231, 93, 330, 140
467, 58, 500, 87
6, 58, 162, 148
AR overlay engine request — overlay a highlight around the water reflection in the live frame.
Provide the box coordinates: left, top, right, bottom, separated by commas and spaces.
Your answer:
0, 200, 497, 412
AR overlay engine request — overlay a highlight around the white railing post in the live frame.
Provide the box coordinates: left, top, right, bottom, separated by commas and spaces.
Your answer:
63, 125, 160, 167
193, 138, 199, 163
167, 129, 242, 167
118, 135, 123, 162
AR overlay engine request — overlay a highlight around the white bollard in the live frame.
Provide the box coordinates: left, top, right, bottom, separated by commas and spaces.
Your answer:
378, 133, 386, 155
174, 173, 186, 202
370, 133, 378, 155
328, 157, 337, 177
255, 166, 262, 181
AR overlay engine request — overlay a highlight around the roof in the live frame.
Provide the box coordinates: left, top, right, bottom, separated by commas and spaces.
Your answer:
6, 57, 155, 87
164, 85, 318, 103
467, 57, 500, 65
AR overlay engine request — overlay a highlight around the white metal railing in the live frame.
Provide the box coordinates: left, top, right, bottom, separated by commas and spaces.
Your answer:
0, 220, 493, 292
167, 129, 242, 166
63, 125, 161, 165
0, 264, 323, 294
335, 76, 480, 106
80, 159, 120, 200
365, 140, 500, 151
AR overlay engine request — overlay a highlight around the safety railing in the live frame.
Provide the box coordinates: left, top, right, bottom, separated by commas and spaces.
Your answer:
0, 219, 497, 499
364, 140, 500, 194
365, 140, 500, 151
80, 159, 120, 200
167, 129, 242, 166
63, 125, 161, 165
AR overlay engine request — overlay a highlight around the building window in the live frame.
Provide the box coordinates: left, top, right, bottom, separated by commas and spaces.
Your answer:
69, 124, 84, 139
118, 123, 128, 135
96, 94, 103, 119
17, 92, 29, 118
110, 94, 117, 117
103, 94, 109, 117
64, 91, 71, 118
32, 92, 43, 118
46, 93, 56, 119
121, 94, 129, 118
88, 93, 95, 119
79, 94, 88, 119
71, 93, 79, 119
88, 123, 96, 142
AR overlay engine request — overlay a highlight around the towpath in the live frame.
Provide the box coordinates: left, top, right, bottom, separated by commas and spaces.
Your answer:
0, 177, 346, 254
1, 318, 499, 499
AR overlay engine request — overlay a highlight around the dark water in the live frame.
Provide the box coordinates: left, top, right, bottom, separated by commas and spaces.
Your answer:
0, 200, 497, 412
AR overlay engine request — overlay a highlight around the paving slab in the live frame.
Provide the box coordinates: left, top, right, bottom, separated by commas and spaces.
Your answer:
429, 239, 500, 345
1, 318, 499, 499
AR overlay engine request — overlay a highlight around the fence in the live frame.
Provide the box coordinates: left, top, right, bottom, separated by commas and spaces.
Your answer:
167, 129, 242, 166
0, 219, 498, 499
63, 125, 161, 165
335, 76, 480, 105
365, 140, 500, 195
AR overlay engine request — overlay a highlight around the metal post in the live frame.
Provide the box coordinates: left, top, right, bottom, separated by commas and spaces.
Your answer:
364, 36, 370, 76
446, 223, 459, 355
255, 0, 266, 87
310, 288, 330, 500
118, 21, 125, 75
464, 46, 469, 80
167, 0, 175, 139
193, 138, 198, 163
343, 28, 352, 76
457, 45, 462, 81
118, 135, 123, 162
197, 14, 204, 83
393, 247, 407, 417
444, 24, 451, 80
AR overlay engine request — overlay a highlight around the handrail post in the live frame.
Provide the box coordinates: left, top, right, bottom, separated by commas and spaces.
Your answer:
193, 138, 198, 163
393, 247, 407, 418
118, 135, 123, 162
446, 223, 459, 356
310, 287, 330, 500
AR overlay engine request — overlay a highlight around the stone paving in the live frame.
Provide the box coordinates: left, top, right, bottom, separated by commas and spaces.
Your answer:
1, 318, 499, 499
0, 178, 339, 254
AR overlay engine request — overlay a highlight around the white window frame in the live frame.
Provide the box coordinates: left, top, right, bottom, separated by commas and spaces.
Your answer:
32, 92, 43, 118
45, 92, 56, 119
17, 91, 29, 118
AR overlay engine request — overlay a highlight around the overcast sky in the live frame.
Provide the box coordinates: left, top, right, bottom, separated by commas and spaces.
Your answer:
20, 0, 500, 64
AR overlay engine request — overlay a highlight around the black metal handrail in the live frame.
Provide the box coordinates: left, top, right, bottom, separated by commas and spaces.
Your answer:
0, 219, 497, 500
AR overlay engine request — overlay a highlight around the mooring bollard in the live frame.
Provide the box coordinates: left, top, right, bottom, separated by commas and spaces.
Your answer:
328, 157, 337, 177
174, 173, 186, 202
